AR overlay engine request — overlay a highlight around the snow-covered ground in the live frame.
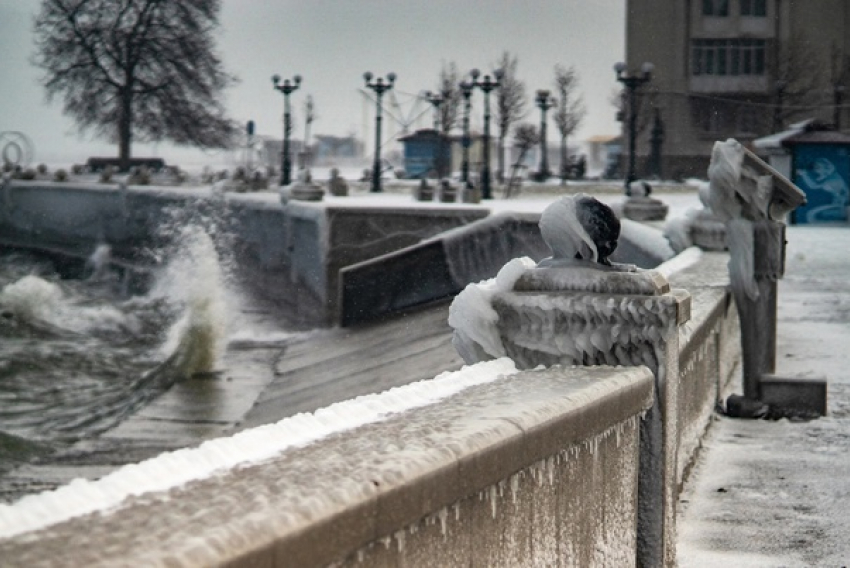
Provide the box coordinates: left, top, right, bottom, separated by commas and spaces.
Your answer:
677, 225, 850, 567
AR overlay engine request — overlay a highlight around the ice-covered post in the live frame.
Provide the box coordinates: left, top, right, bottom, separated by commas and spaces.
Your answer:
706, 139, 818, 415
449, 194, 691, 567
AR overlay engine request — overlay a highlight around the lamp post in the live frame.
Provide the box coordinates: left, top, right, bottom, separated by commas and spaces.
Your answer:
614, 61, 653, 191
424, 90, 447, 177
459, 79, 475, 185
364, 71, 396, 193
471, 68, 502, 199
834, 84, 845, 130
272, 74, 301, 186
423, 90, 444, 130
649, 107, 664, 178
535, 89, 555, 181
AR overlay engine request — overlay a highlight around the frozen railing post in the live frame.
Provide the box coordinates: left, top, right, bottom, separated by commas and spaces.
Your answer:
706, 139, 825, 417
449, 194, 691, 568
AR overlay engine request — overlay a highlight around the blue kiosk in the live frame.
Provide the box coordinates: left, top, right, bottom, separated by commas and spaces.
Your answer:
784, 126, 850, 224
400, 129, 451, 179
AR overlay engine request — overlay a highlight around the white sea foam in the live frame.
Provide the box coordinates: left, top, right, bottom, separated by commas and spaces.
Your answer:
151, 225, 230, 375
0, 274, 128, 334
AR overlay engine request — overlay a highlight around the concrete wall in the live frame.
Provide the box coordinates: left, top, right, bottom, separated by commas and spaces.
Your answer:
668, 251, 741, 490
0, 366, 654, 567
0, 180, 487, 325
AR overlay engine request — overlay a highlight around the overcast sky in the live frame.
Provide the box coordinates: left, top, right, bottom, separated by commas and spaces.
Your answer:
0, 0, 625, 167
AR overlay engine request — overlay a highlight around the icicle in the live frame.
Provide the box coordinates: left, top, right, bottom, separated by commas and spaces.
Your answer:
439, 507, 449, 537
394, 530, 406, 553
510, 474, 520, 503
489, 485, 499, 518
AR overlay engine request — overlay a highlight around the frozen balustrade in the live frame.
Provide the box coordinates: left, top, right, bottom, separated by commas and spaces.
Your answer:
0, 362, 653, 567
449, 194, 693, 567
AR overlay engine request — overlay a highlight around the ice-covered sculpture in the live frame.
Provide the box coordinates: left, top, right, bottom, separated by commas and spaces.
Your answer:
280, 167, 324, 204
706, 139, 819, 414
448, 193, 691, 566
449, 194, 686, 370
623, 180, 669, 221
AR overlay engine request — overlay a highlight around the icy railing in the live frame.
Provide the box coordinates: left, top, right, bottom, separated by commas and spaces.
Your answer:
0, 364, 653, 567
446, 194, 740, 568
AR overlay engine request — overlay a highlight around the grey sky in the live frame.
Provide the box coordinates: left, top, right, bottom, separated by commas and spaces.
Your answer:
0, 0, 624, 167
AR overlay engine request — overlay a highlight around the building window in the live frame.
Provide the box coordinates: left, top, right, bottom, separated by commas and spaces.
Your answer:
740, 0, 767, 16
702, 0, 729, 16
692, 39, 766, 76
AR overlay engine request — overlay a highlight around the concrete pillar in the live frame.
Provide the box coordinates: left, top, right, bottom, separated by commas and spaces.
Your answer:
486, 266, 691, 567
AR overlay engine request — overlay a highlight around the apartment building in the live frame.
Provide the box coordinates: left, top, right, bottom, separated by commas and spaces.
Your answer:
624, 0, 850, 179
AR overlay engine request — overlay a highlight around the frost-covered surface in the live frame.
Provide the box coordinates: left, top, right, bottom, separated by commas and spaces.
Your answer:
448, 258, 537, 363
0, 358, 520, 539
654, 247, 703, 279
677, 226, 850, 566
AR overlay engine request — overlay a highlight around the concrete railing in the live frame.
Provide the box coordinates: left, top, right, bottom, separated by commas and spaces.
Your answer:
1, 365, 654, 567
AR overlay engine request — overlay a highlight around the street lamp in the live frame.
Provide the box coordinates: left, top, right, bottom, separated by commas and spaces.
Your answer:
459, 79, 475, 186
423, 90, 444, 131
614, 61, 653, 191
535, 89, 556, 181
272, 73, 301, 186
424, 90, 448, 177
471, 68, 503, 199
364, 71, 396, 193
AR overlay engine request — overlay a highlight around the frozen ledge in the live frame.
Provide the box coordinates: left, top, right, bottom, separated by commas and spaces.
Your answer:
0, 365, 653, 567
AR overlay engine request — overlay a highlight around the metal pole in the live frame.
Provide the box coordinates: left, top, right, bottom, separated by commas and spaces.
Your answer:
536, 90, 553, 180
373, 92, 383, 192
627, 80, 638, 186
272, 74, 301, 186
461, 85, 472, 185
614, 62, 652, 194
482, 90, 492, 199
364, 72, 396, 193
283, 94, 292, 185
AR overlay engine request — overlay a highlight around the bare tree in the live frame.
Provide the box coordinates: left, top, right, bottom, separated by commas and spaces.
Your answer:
552, 64, 586, 182
494, 51, 527, 183
432, 62, 462, 177
505, 123, 538, 198
437, 62, 462, 136
771, 32, 827, 130
33, 0, 238, 170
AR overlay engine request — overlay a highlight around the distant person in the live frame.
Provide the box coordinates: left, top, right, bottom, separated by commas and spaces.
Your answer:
798, 157, 849, 222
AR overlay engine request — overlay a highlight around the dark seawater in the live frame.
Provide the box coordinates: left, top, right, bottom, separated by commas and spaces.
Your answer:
0, 223, 277, 480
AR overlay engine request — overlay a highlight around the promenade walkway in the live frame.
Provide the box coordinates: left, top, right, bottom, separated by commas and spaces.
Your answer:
678, 225, 850, 567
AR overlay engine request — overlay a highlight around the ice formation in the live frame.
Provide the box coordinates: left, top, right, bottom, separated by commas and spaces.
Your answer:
0, 358, 519, 539
707, 139, 761, 300
449, 194, 680, 370
538, 193, 620, 266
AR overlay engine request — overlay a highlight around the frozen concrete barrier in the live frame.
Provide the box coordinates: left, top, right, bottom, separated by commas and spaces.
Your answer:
0, 180, 487, 325
0, 365, 653, 567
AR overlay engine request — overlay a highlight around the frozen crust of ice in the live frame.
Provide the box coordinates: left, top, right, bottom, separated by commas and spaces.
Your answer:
0, 358, 520, 539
